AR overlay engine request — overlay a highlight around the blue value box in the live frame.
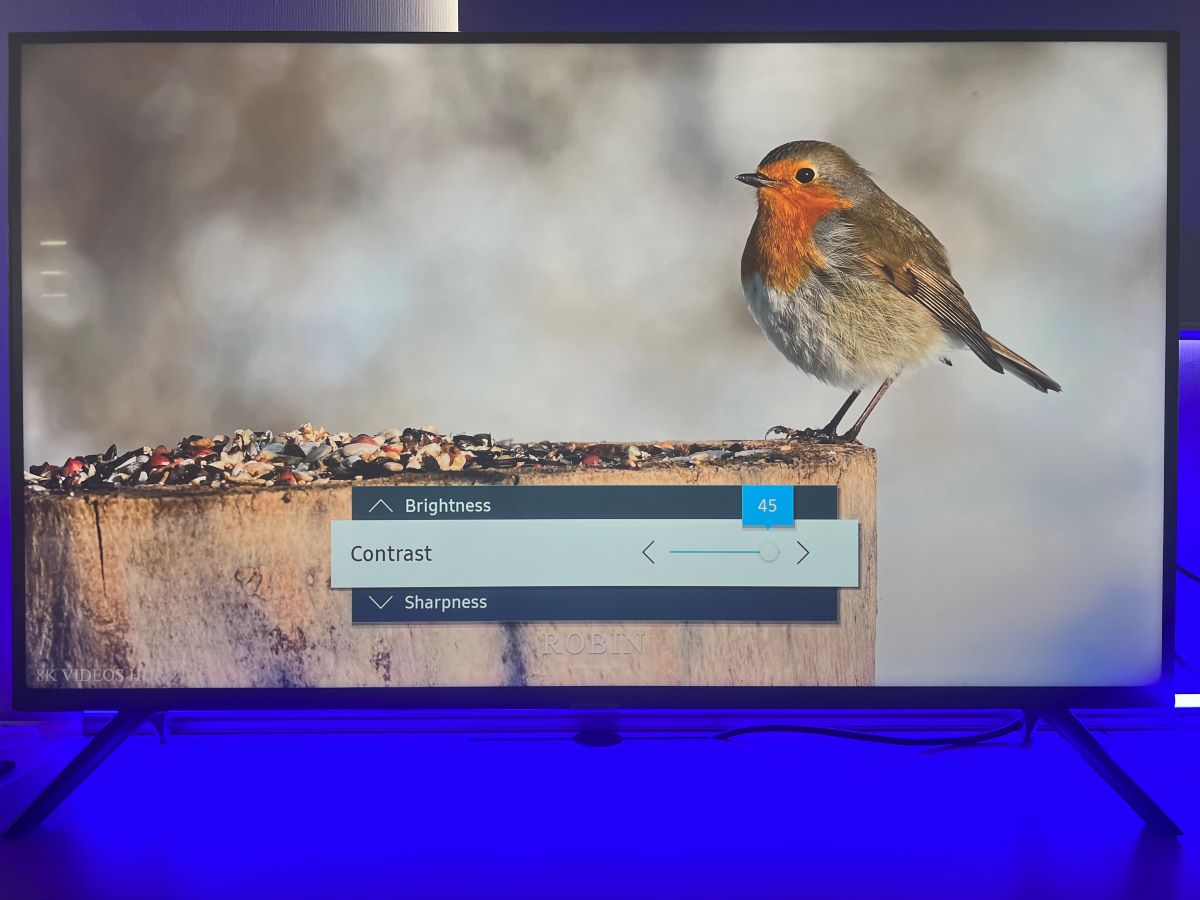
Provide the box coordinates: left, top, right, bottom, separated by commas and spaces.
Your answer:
741, 486, 794, 529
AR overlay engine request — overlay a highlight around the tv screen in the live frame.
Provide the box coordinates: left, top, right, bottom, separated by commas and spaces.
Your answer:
9, 35, 1175, 709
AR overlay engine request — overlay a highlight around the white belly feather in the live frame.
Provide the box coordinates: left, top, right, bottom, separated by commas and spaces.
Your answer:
742, 271, 950, 391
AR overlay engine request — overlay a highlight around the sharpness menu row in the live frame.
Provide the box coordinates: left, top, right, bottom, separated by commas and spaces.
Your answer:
331, 486, 859, 623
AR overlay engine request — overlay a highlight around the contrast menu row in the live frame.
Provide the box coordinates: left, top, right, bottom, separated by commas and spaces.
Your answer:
331, 485, 859, 623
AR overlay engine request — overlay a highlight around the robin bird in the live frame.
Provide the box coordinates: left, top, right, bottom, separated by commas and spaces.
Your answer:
738, 140, 1060, 442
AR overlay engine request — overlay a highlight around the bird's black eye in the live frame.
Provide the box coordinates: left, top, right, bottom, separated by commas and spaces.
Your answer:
796, 167, 816, 184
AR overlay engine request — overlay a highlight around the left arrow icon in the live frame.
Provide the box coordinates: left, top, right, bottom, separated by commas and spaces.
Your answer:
642, 541, 655, 564
369, 594, 393, 609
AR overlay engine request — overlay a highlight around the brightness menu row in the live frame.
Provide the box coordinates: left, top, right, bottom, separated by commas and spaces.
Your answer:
331, 485, 859, 623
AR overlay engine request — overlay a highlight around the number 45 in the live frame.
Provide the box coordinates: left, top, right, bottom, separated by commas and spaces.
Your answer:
757, 498, 777, 513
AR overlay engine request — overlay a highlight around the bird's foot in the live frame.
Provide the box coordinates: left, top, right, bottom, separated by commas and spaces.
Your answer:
837, 427, 863, 444
764, 425, 843, 444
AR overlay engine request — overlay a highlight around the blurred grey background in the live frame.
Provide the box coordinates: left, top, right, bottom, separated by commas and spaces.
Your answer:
19, 41, 1166, 686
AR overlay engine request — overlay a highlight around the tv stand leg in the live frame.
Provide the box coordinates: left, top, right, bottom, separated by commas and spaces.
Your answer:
1022, 709, 1038, 743
3, 709, 152, 837
1028, 708, 1181, 836
149, 712, 171, 743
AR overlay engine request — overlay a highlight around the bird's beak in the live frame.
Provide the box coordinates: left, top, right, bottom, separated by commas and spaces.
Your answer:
736, 172, 774, 188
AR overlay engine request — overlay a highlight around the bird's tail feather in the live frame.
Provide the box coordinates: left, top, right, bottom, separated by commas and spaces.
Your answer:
984, 333, 1061, 393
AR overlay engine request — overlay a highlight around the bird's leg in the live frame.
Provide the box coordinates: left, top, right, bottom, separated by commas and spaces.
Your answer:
840, 377, 895, 442
821, 390, 861, 437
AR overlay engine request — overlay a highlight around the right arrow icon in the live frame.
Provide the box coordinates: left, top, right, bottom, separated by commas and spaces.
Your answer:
795, 542, 810, 565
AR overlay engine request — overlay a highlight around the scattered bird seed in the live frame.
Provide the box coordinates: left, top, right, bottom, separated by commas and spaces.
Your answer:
22, 424, 821, 493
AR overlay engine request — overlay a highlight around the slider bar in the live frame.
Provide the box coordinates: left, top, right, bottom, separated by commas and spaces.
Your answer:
669, 550, 760, 555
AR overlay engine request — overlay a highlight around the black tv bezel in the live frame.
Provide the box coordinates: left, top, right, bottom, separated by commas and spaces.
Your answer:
8, 30, 1180, 712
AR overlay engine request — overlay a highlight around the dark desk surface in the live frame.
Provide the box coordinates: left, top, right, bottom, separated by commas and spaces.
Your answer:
0, 714, 1196, 899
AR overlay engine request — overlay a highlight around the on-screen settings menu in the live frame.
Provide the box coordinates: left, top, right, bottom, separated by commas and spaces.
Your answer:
331, 486, 859, 622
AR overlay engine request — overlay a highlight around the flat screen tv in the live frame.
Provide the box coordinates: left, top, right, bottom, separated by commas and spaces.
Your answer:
8, 32, 1178, 715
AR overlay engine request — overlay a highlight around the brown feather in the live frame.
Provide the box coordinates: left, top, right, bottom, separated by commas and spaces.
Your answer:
985, 333, 1062, 392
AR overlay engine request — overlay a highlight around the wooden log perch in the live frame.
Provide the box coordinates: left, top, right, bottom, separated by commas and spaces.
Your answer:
25, 438, 877, 689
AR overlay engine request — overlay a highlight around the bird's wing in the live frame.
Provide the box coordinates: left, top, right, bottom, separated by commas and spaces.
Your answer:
848, 201, 1004, 373
876, 256, 1004, 373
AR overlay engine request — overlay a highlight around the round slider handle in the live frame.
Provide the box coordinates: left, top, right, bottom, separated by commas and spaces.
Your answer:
759, 542, 780, 563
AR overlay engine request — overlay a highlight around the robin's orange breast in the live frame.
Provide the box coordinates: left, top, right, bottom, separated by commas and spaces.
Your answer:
741, 187, 854, 294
